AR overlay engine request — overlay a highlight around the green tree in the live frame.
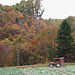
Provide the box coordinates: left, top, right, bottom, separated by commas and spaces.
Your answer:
17, 0, 44, 19
56, 19, 73, 59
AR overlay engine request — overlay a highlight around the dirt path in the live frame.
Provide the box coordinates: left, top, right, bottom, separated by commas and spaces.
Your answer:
1, 63, 75, 68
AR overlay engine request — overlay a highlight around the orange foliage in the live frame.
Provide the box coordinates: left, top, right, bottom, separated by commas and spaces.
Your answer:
0, 42, 6, 54
23, 22, 31, 31
30, 39, 38, 45
4, 55, 12, 66
30, 25, 36, 30
18, 13, 24, 19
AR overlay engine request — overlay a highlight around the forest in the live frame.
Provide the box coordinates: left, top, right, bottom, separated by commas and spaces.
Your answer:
0, 0, 75, 67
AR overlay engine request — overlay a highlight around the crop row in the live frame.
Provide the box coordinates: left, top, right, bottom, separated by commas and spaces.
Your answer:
0, 67, 24, 75
0, 65, 75, 75
19, 66, 75, 75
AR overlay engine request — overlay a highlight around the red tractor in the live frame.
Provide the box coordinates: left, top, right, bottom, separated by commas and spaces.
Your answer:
48, 57, 65, 67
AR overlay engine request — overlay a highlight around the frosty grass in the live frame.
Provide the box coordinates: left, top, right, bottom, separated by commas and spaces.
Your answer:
0, 67, 24, 75
0, 65, 75, 75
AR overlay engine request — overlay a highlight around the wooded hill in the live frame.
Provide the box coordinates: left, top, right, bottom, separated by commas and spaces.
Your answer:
0, 0, 75, 67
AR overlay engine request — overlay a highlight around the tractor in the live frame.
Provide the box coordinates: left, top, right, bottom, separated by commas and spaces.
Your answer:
48, 57, 65, 67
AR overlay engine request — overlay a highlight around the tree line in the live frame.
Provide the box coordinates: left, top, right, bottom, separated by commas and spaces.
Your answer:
0, 0, 75, 66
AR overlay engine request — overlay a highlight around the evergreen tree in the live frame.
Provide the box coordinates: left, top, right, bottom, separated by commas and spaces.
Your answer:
56, 19, 73, 58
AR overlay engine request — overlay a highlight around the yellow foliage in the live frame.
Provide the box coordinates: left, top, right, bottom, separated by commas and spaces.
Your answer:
2, 38, 11, 44
12, 24, 20, 29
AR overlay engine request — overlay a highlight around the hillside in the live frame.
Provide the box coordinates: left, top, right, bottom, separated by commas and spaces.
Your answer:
0, 0, 75, 67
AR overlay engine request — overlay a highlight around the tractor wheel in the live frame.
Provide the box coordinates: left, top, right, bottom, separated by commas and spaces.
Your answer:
49, 64, 53, 68
56, 63, 61, 67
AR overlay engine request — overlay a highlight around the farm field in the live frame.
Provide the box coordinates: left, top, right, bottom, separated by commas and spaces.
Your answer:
0, 67, 24, 75
0, 65, 75, 75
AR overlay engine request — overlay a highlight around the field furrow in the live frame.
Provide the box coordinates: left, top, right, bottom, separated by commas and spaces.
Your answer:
0, 65, 75, 75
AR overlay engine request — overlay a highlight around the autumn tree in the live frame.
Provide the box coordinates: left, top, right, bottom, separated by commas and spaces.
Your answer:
1, 39, 13, 66
15, 0, 44, 19
0, 41, 6, 66
56, 19, 73, 61
12, 36, 25, 66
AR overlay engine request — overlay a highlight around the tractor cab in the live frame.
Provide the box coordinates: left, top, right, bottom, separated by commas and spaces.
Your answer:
48, 57, 65, 67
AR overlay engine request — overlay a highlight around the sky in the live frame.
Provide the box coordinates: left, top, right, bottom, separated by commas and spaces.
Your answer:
0, 0, 75, 19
